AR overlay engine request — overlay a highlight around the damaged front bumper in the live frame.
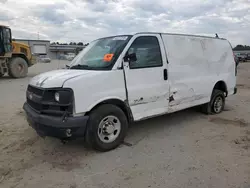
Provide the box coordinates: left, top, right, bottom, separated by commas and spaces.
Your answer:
23, 102, 89, 139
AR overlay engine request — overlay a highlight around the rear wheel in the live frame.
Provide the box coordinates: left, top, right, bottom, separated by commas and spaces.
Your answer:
201, 89, 225, 114
85, 104, 128, 152
8, 57, 28, 78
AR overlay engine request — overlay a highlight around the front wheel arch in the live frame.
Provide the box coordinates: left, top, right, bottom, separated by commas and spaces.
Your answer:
86, 99, 134, 123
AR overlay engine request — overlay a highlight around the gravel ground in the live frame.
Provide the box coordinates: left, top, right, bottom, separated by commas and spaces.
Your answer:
0, 60, 250, 188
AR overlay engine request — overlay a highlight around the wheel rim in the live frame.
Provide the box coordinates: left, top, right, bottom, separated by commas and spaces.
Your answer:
213, 96, 223, 113
97, 115, 121, 143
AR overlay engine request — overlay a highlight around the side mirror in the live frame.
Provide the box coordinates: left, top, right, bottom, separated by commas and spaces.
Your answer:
124, 53, 137, 62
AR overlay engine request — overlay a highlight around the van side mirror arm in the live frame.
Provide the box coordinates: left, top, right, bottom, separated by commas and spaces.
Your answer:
123, 53, 137, 63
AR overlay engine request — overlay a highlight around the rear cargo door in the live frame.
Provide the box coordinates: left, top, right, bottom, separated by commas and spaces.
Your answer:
123, 34, 169, 121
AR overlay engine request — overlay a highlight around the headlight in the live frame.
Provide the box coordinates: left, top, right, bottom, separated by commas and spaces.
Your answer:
54, 92, 60, 102
43, 89, 73, 104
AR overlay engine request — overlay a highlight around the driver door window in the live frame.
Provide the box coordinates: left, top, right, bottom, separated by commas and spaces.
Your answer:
128, 36, 162, 69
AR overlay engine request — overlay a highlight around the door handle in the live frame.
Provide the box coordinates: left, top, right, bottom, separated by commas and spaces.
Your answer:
163, 69, 168, 80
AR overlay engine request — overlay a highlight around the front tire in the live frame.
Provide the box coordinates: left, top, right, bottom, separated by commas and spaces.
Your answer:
8, 57, 28, 78
201, 89, 225, 114
85, 104, 128, 152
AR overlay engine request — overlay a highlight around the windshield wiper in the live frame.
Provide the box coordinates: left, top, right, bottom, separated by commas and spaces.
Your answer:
70, 64, 90, 70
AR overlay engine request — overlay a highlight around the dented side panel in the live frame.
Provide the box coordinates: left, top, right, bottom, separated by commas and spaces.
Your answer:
162, 34, 236, 113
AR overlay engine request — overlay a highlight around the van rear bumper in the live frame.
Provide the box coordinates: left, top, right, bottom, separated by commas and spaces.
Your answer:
23, 102, 89, 139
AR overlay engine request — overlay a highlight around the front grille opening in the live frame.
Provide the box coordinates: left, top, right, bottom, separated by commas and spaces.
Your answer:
26, 85, 73, 116
28, 85, 43, 96
43, 90, 55, 102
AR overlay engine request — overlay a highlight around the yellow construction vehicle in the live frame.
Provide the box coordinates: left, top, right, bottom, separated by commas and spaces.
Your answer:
0, 25, 36, 78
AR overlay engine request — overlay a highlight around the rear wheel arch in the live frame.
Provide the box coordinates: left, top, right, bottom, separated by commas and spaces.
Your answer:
201, 81, 227, 114
213, 80, 228, 97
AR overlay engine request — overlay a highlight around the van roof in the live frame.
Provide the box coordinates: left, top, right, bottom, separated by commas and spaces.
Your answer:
135, 32, 227, 40
96, 32, 227, 41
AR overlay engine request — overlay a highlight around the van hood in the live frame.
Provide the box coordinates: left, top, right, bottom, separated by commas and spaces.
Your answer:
29, 69, 93, 88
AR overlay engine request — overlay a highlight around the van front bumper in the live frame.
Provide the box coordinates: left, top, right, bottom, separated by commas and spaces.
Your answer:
23, 102, 89, 139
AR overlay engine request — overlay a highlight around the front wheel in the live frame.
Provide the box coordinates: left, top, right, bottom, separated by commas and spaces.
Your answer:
201, 89, 225, 114
85, 104, 128, 152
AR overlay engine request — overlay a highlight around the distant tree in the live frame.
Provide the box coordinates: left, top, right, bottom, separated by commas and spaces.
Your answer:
85, 43, 89, 46
77, 42, 84, 46
233, 45, 250, 51
75, 47, 83, 55
69, 42, 77, 45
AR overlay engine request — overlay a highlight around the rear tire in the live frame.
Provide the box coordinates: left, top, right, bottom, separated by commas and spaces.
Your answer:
8, 57, 28, 78
85, 104, 128, 152
201, 89, 225, 114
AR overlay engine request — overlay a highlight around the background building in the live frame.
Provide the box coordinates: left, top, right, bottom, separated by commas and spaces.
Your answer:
49, 44, 85, 59
14, 39, 85, 60
14, 39, 50, 55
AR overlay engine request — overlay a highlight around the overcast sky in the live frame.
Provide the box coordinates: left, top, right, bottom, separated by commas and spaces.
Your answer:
0, 0, 249, 46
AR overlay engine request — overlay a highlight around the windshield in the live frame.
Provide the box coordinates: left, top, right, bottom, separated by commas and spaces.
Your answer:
69, 35, 132, 70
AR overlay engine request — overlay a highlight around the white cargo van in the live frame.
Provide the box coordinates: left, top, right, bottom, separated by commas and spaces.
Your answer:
23, 32, 237, 151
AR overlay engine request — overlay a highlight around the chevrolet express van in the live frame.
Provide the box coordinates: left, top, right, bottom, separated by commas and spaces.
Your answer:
23, 32, 237, 151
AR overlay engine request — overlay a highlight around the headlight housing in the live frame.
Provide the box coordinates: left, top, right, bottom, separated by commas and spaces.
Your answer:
53, 90, 73, 104
43, 89, 73, 105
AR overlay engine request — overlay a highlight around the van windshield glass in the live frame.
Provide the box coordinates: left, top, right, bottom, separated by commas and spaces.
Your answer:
69, 35, 132, 70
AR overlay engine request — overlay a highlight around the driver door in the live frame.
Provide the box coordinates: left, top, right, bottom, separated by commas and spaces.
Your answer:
123, 34, 169, 121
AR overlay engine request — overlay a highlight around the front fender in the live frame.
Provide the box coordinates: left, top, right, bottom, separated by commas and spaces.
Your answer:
63, 70, 127, 114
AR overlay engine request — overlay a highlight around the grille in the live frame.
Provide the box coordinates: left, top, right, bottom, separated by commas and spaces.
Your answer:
26, 85, 73, 115
27, 85, 44, 112
27, 98, 42, 112
28, 85, 44, 96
